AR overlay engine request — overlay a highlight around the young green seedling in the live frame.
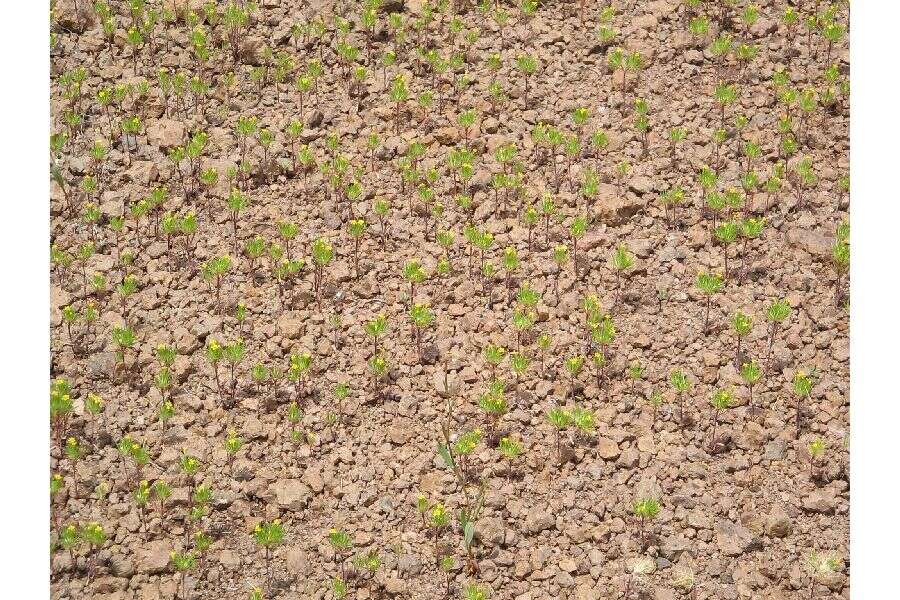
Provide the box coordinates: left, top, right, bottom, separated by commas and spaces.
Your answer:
765, 299, 792, 368
808, 437, 826, 481
253, 519, 285, 590
731, 311, 753, 364
709, 389, 734, 452
740, 359, 763, 415
670, 369, 691, 425
793, 369, 814, 440
696, 272, 723, 332
632, 497, 660, 550
612, 244, 634, 303
547, 407, 571, 465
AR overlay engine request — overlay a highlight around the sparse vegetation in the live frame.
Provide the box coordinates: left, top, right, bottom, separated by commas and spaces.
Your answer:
48, 2, 849, 598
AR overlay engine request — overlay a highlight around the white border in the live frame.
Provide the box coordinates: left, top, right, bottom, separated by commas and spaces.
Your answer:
0, 2, 50, 596
851, 2, 900, 598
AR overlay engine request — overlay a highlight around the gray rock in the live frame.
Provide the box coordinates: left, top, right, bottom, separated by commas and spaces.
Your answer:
307, 110, 325, 128
87, 352, 118, 379
285, 547, 310, 576
396, 553, 423, 576
715, 520, 762, 557
219, 549, 241, 570
55, 0, 96, 31
476, 515, 506, 547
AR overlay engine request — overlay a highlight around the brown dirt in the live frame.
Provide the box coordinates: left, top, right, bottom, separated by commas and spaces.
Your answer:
49, 1, 849, 599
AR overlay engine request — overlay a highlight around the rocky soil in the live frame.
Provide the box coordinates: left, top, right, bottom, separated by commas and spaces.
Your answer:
50, 1, 849, 599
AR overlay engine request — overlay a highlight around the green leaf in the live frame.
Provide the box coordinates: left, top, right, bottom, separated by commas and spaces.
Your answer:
437, 443, 455, 470
464, 521, 475, 549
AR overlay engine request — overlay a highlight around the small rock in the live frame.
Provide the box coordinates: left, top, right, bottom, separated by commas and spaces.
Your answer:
524, 508, 555, 534
596, 183, 644, 226
285, 547, 310, 575
801, 489, 837, 514
276, 312, 305, 339
715, 520, 762, 557
397, 553, 423, 576
87, 352, 118, 379
765, 507, 793, 538
616, 448, 639, 468
270, 479, 310, 511
786, 228, 834, 259
384, 576, 405, 595
219, 549, 241, 570
307, 110, 325, 128
136, 539, 171, 575
54, 0, 96, 32
146, 119, 186, 150
596, 437, 621, 460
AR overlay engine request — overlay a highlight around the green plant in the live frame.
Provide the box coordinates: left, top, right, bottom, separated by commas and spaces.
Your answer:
64, 437, 85, 497
793, 369, 814, 439
565, 355, 585, 399
58, 522, 81, 568
515, 54, 538, 105
222, 340, 245, 407
202, 256, 231, 313
765, 299, 792, 367
463, 583, 488, 600
612, 244, 634, 302
832, 230, 849, 307
253, 519, 285, 589
81, 522, 106, 581
805, 551, 841, 599
740, 359, 763, 415
311, 237, 334, 305
696, 272, 723, 332
714, 221, 738, 279
627, 360, 644, 395
364, 313, 388, 356
632, 497, 660, 549
547, 407, 571, 465
328, 528, 354, 581
808, 437, 826, 481
731, 311, 753, 363
170, 550, 197, 599
709, 389, 734, 451
403, 259, 427, 305
670, 369, 691, 425
409, 303, 435, 359
224, 429, 242, 471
